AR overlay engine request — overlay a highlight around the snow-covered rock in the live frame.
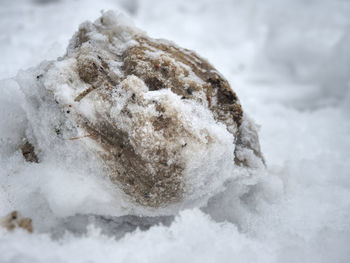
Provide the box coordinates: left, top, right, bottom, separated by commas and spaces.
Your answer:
16, 11, 264, 214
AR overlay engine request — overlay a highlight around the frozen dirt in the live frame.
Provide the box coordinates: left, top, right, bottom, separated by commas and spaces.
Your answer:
0, 0, 350, 262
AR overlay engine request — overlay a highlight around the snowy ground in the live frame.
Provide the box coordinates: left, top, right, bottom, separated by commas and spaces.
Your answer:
1, 0, 350, 262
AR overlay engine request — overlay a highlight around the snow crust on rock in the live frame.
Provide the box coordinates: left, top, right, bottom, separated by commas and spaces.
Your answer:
8, 10, 262, 217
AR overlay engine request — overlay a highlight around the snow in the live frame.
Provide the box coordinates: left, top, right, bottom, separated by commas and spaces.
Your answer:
1, 0, 350, 262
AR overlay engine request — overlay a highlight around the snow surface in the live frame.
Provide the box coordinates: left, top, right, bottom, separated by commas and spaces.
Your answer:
0, 0, 350, 262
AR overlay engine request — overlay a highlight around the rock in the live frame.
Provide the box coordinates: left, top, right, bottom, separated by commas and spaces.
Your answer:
18, 11, 264, 210
21, 141, 39, 163
0, 211, 33, 233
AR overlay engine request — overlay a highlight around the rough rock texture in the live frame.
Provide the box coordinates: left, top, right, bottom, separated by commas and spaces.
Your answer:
19, 11, 264, 210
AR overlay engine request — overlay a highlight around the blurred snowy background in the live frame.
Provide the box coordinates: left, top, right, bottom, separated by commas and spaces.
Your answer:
0, 0, 350, 262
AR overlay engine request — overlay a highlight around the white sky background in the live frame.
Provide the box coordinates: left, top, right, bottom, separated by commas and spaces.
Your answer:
0, 0, 350, 262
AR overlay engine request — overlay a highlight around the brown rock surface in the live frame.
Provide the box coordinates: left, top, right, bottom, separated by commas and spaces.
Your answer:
0, 211, 33, 233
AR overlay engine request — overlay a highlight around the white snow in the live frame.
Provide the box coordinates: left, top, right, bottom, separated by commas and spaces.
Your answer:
0, 0, 350, 262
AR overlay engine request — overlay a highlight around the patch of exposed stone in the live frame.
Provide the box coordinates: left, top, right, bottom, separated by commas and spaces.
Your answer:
21, 141, 39, 163
0, 211, 33, 233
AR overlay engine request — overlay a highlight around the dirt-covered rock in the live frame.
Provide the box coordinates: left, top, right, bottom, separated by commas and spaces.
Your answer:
18, 11, 264, 210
